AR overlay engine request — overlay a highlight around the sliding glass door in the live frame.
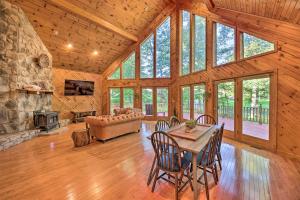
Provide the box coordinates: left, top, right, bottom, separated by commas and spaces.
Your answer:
242, 76, 270, 140
214, 74, 275, 150
216, 81, 235, 132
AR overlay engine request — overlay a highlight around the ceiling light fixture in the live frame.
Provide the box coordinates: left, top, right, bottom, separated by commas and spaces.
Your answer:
66, 43, 73, 49
92, 50, 98, 56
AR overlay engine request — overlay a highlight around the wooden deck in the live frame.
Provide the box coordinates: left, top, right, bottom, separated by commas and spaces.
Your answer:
0, 122, 299, 200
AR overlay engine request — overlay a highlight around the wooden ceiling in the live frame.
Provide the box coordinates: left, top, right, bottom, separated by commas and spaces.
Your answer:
8, 0, 300, 74
9, 0, 172, 73
213, 0, 300, 25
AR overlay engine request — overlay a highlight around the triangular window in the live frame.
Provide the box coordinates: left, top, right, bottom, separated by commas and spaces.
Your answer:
242, 33, 275, 59
108, 67, 120, 80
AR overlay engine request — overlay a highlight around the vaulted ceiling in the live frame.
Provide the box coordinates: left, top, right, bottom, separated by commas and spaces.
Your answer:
8, 0, 172, 74
8, 0, 300, 74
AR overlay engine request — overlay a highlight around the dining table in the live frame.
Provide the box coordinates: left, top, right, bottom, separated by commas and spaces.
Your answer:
147, 123, 218, 200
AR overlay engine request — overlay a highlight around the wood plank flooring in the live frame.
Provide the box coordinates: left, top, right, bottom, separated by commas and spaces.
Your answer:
0, 122, 300, 200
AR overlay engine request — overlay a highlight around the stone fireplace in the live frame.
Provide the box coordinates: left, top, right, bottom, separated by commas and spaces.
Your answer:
0, 1, 53, 149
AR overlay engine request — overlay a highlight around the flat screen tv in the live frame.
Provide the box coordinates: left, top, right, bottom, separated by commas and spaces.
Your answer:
64, 80, 94, 96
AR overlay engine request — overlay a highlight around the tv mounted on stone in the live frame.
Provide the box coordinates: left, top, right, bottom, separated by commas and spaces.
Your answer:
64, 80, 94, 96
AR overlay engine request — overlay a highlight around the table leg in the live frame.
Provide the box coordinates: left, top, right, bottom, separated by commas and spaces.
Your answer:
147, 155, 157, 186
192, 153, 198, 200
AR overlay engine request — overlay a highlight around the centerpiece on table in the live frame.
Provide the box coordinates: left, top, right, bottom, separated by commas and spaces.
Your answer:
185, 120, 197, 133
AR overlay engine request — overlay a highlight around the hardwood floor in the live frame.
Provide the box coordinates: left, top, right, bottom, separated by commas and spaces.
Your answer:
0, 122, 300, 200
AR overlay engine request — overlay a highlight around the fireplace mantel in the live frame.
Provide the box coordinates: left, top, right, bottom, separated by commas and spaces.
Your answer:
16, 89, 54, 95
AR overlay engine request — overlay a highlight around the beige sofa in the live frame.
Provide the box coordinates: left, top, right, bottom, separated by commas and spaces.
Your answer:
85, 108, 144, 141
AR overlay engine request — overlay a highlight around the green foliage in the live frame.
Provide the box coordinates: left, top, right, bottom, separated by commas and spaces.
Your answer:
140, 35, 154, 78
110, 88, 121, 114
142, 88, 153, 113
182, 86, 190, 114
123, 88, 134, 108
243, 33, 274, 58
156, 18, 171, 78
108, 67, 120, 80
181, 11, 190, 75
215, 23, 235, 65
157, 88, 168, 113
122, 53, 135, 79
194, 15, 206, 72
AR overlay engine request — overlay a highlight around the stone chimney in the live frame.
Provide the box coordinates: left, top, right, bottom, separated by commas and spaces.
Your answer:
0, 1, 53, 135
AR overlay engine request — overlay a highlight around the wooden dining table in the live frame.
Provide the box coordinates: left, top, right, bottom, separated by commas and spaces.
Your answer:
147, 123, 218, 200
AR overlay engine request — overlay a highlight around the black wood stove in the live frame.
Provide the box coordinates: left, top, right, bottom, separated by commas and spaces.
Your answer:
33, 111, 60, 132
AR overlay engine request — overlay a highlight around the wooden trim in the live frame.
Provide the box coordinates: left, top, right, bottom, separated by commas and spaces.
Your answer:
49, 0, 138, 42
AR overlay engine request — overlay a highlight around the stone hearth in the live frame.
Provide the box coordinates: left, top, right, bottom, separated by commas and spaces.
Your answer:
0, 1, 53, 147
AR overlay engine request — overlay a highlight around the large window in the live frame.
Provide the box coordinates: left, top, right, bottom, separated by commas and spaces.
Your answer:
217, 81, 235, 131
194, 15, 206, 72
157, 88, 168, 117
194, 84, 206, 119
156, 17, 171, 78
181, 11, 190, 76
122, 53, 135, 79
140, 35, 154, 78
108, 52, 135, 80
109, 88, 121, 114
214, 23, 235, 66
109, 88, 134, 114
242, 33, 275, 59
181, 86, 191, 120
142, 88, 153, 116
123, 88, 134, 108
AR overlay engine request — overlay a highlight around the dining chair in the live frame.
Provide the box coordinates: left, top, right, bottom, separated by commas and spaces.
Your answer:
155, 119, 170, 131
151, 131, 193, 200
148, 120, 171, 186
169, 116, 181, 127
195, 114, 216, 125
185, 129, 220, 200
216, 123, 225, 170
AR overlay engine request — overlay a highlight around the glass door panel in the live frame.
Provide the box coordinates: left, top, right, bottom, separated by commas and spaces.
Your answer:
142, 88, 153, 116
110, 88, 121, 114
157, 88, 168, 117
194, 84, 205, 119
182, 86, 191, 120
217, 81, 235, 131
242, 77, 270, 140
123, 88, 134, 108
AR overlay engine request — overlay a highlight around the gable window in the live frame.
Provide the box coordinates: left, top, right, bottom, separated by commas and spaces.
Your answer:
194, 15, 206, 72
241, 33, 275, 59
140, 35, 154, 78
108, 67, 120, 80
181, 11, 191, 75
122, 52, 135, 79
156, 17, 171, 78
214, 23, 235, 66
108, 52, 135, 80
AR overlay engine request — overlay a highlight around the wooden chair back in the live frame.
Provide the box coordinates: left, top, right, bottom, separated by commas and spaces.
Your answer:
217, 123, 225, 153
151, 131, 181, 172
196, 114, 216, 125
199, 129, 219, 166
155, 120, 170, 131
169, 116, 181, 127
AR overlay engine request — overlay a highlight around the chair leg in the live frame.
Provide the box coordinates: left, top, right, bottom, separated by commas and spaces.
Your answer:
214, 164, 219, 183
151, 168, 159, 192
212, 166, 218, 185
203, 167, 210, 200
175, 174, 179, 200
147, 156, 156, 186
179, 170, 184, 187
187, 168, 193, 191
217, 152, 222, 170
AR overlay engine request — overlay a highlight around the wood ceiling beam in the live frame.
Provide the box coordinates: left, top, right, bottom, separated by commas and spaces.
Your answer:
49, 0, 138, 42
203, 0, 215, 11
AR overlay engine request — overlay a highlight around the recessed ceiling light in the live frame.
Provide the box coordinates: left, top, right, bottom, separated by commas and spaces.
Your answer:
92, 50, 98, 56
66, 43, 73, 49
53, 30, 59, 36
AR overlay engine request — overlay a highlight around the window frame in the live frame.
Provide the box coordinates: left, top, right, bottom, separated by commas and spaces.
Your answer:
239, 29, 277, 61
212, 21, 237, 68
180, 83, 207, 121
108, 87, 135, 114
